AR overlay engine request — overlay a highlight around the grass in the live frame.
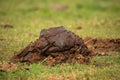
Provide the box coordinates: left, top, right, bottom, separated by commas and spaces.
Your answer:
0, 0, 120, 80
0, 58, 120, 80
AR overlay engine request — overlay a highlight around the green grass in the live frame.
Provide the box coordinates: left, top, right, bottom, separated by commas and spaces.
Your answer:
0, 0, 120, 80
1, 57, 120, 80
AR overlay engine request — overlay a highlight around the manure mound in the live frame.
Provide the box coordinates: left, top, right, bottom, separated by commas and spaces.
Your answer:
11, 26, 91, 66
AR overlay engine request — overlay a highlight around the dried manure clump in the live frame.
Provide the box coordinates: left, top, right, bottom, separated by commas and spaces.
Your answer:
11, 26, 91, 66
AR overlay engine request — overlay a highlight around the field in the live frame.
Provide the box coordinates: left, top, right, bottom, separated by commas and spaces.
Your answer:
0, 0, 120, 80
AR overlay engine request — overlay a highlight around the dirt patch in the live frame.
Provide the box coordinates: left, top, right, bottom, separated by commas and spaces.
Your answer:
84, 37, 120, 55
11, 26, 91, 66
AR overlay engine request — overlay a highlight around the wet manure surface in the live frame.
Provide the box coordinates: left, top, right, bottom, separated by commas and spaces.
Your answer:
11, 26, 91, 66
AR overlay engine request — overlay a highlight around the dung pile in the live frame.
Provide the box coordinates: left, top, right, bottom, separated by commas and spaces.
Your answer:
11, 26, 91, 66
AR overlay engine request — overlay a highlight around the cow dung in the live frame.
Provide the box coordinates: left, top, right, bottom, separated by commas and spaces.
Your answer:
11, 26, 91, 66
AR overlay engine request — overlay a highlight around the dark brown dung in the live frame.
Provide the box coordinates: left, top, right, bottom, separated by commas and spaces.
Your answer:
11, 26, 91, 66
84, 37, 120, 55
